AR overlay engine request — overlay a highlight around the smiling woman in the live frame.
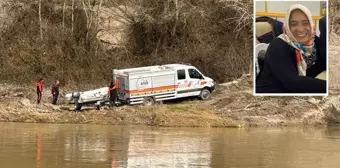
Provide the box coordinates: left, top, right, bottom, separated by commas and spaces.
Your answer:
289, 9, 312, 44
256, 4, 327, 94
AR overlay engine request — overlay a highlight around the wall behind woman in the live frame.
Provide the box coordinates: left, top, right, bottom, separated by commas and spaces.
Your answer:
256, 1, 324, 34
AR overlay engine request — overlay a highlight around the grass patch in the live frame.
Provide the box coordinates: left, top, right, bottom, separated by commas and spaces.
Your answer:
167, 105, 190, 112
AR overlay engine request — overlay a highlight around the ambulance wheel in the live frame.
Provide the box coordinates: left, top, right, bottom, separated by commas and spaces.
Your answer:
199, 88, 211, 100
143, 97, 155, 106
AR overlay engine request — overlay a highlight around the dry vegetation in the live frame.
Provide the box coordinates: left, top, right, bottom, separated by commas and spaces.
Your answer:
329, 0, 340, 90
329, 0, 340, 35
0, 0, 252, 87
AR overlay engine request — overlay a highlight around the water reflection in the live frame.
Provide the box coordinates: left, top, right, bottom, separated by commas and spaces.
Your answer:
0, 123, 339, 168
210, 127, 340, 168
126, 128, 211, 167
59, 124, 130, 167
324, 126, 340, 139
36, 130, 41, 168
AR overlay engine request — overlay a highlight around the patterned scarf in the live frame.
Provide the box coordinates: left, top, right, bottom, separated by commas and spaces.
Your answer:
278, 4, 316, 76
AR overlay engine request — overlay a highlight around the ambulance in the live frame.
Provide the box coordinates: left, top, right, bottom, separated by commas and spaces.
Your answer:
114, 63, 216, 105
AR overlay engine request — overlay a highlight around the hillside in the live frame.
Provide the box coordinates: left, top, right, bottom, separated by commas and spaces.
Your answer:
0, 0, 252, 86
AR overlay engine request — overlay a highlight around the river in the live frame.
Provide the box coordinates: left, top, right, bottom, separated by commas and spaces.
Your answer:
0, 123, 339, 168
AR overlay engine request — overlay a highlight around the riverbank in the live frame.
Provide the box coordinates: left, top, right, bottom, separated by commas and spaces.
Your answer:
0, 74, 339, 127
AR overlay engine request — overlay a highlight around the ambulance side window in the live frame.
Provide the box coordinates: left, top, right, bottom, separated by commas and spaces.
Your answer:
177, 70, 186, 80
188, 69, 201, 79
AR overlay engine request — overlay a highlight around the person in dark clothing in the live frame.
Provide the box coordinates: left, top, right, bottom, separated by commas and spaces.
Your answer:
51, 80, 59, 105
255, 17, 284, 80
108, 80, 118, 106
36, 78, 43, 104
318, 16, 326, 60
256, 16, 284, 44
256, 4, 326, 94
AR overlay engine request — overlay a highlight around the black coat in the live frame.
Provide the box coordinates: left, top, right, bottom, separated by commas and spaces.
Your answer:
256, 37, 326, 93
52, 85, 59, 96
319, 17, 327, 60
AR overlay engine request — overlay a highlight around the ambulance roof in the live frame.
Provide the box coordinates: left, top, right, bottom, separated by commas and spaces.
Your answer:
115, 64, 194, 72
162, 64, 194, 70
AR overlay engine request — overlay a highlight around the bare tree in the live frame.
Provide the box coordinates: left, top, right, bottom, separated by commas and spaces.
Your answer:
106, 0, 136, 24
82, 0, 104, 43
62, 0, 66, 28
223, 0, 253, 37
172, 0, 180, 36
95, 0, 103, 57
38, 0, 43, 40
72, 0, 74, 34
329, 0, 340, 35
96, 0, 103, 25
82, 0, 92, 43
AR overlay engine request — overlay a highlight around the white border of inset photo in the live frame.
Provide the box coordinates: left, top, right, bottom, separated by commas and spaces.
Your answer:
253, 0, 328, 96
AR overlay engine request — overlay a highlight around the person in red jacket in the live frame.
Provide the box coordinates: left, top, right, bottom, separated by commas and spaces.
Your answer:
36, 78, 43, 104
108, 79, 119, 106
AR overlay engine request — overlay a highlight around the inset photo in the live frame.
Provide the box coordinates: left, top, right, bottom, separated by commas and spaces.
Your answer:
254, 1, 327, 95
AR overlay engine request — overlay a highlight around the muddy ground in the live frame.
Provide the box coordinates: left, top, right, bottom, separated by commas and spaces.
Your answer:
0, 38, 339, 127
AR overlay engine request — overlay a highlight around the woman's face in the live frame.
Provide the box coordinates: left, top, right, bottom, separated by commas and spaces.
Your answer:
289, 9, 312, 44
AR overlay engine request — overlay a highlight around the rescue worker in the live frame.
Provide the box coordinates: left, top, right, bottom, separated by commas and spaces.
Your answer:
51, 80, 60, 105
108, 80, 119, 106
36, 78, 43, 104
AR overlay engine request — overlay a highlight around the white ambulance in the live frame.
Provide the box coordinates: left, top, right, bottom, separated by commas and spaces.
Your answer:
114, 63, 216, 105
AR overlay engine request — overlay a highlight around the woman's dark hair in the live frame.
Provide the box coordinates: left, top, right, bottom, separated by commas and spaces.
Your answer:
109, 81, 114, 88
38, 78, 43, 82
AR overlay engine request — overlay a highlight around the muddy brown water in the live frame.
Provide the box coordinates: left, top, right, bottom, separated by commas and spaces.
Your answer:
0, 123, 339, 168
